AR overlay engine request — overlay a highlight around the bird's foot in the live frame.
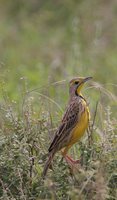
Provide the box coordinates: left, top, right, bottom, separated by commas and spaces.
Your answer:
65, 155, 80, 164
64, 155, 80, 171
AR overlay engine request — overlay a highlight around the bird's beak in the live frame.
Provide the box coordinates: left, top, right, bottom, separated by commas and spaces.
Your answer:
82, 77, 93, 83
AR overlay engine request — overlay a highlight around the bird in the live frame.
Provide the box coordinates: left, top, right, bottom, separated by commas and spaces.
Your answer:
42, 76, 92, 178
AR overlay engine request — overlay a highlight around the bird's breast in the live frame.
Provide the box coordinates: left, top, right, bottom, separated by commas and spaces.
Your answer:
69, 101, 90, 145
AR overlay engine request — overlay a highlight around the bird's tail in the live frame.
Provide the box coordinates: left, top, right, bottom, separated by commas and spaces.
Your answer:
42, 151, 55, 178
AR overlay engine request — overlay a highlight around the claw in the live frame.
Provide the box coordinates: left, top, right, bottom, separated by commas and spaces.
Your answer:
65, 155, 80, 164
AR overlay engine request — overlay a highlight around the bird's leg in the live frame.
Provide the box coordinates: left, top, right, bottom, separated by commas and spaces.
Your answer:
61, 148, 80, 170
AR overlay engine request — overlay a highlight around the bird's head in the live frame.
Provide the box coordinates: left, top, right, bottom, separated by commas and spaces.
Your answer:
69, 77, 92, 96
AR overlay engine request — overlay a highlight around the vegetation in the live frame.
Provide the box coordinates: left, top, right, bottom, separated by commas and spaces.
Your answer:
0, 0, 117, 199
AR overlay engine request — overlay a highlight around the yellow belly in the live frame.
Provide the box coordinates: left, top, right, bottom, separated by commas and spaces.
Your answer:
68, 109, 89, 146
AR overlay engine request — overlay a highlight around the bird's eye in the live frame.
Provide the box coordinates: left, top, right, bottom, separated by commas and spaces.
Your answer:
74, 81, 79, 85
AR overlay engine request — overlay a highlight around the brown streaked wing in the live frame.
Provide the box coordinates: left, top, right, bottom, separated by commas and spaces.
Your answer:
48, 98, 83, 152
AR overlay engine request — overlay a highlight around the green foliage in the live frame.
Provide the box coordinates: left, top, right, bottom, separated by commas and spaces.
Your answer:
0, 83, 117, 199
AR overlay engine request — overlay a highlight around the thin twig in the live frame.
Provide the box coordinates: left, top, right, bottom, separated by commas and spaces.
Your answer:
91, 101, 99, 135
17, 169, 27, 200
79, 171, 95, 197
87, 101, 98, 146
0, 179, 9, 200
28, 141, 35, 186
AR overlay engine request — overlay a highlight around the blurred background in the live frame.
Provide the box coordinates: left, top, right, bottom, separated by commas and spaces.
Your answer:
0, 0, 117, 102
